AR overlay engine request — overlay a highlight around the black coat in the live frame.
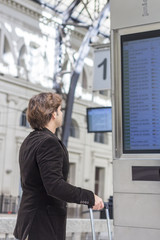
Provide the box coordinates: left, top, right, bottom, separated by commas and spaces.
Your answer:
14, 128, 94, 240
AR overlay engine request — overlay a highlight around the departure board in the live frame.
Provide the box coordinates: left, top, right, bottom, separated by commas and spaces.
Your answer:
121, 30, 160, 153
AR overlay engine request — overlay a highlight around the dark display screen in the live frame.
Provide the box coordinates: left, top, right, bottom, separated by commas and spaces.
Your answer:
87, 107, 112, 133
121, 30, 160, 153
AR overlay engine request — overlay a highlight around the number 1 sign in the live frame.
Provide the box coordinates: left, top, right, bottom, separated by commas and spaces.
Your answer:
93, 48, 111, 91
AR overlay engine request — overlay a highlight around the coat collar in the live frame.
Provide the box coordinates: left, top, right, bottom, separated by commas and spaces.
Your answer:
42, 127, 55, 137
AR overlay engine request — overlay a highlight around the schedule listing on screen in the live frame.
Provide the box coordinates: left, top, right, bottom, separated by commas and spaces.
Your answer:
121, 30, 160, 153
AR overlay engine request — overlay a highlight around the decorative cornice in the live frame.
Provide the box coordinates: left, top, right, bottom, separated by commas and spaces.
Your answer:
0, 0, 87, 40
70, 28, 85, 41
0, 0, 41, 20
0, 74, 52, 99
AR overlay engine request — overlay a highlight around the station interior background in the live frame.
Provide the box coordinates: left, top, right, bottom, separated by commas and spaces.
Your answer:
0, 0, 113, 220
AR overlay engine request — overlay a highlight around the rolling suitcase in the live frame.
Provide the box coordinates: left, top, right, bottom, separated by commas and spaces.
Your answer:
89, 202, 112, 240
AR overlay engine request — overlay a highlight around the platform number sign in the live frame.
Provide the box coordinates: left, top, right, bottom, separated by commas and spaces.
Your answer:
93, 48, 110, 91
98, 58, 107, 80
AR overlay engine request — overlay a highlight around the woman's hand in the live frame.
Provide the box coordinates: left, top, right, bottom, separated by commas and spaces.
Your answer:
93, 194, 104, 210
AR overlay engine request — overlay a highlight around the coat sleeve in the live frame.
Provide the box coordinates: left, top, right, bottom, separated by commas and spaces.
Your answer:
36, 137, 95, 207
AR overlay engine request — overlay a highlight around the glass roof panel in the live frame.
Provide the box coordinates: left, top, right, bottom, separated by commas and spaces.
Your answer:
30, 0, 110, 37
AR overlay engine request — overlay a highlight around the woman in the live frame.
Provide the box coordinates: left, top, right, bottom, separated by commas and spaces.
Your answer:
14, 92, 104, 240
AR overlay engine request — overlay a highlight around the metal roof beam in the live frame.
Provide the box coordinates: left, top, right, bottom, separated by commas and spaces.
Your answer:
81, 0, 93, 21
53, 0, 81, 86
62, 1, 110, 146
62, 22, 91, 28
62, 0, 81, 24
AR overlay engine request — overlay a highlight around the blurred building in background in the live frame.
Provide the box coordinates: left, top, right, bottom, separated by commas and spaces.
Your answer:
0, 0, 112, 217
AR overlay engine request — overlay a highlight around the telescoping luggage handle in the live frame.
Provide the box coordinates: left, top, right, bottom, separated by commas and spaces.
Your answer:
89, 202, 112, 240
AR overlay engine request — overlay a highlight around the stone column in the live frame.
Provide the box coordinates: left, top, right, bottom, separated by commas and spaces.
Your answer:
2, 94, 18, 195
13, 138, 22, 196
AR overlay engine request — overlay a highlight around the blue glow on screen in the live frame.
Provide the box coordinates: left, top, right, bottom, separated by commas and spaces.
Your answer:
122, 32, 160, 152
87, 107, 112, 132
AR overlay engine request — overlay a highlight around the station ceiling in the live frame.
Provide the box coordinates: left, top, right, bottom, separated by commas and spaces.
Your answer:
30, 0, 110, 38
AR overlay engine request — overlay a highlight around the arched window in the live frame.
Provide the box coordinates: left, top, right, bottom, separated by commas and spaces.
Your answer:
94, 132, 108, 144
3, 36, 14, 65
18, 45, 27, 66
20, 109, 30, 128
0, 27, 16, 75
69, 119, 79, 138
17, 44, 28, 79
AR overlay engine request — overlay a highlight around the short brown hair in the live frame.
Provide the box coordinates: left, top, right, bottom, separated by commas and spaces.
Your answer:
27, 92, 62, 129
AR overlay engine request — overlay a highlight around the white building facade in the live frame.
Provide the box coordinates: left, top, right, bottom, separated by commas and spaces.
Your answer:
0, 0, 112, 217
